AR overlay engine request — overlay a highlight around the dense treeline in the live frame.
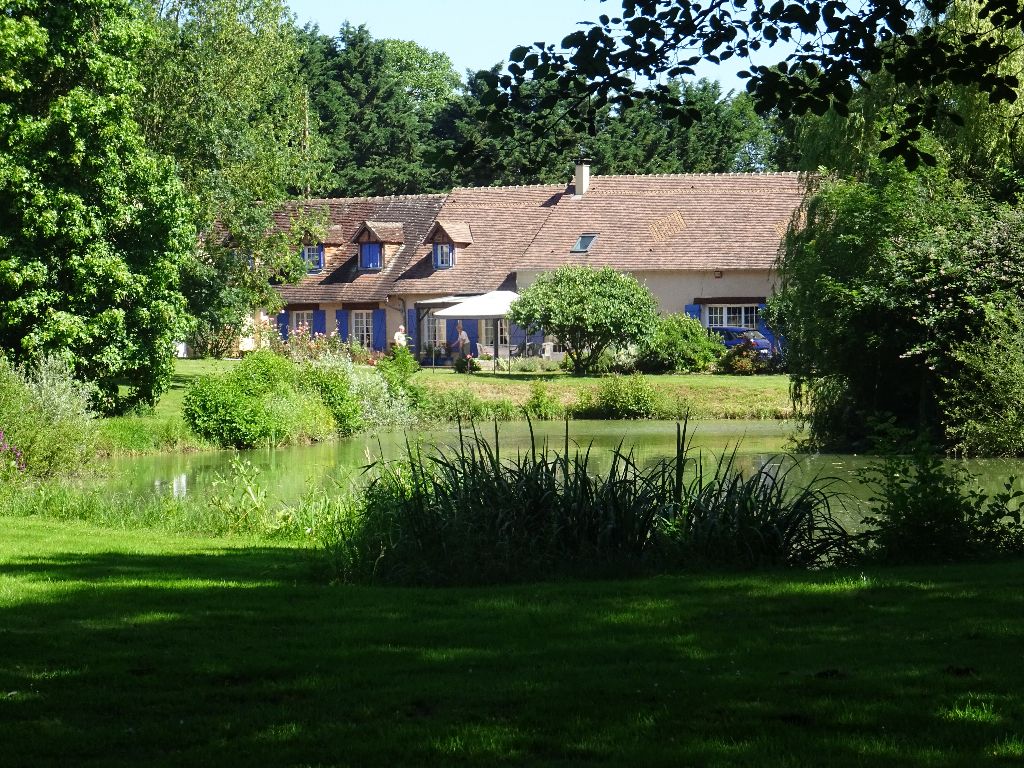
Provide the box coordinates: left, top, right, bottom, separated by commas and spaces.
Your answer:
296, 21, 786, 195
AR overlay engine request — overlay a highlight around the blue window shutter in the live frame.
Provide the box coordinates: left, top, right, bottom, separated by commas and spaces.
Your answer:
361, 242, 381, 270
446, 319, 459, 352
276, 311, 289, 341
312, 309, 326, 335
317, 244, 325, 271
465, 318, 479, 356
371, 309, 386, 351
336, 309, 349, 341
756, 304, 776, 349
406, 308, 417, 350
684, 304, 702, 321
431, 244, 439, 269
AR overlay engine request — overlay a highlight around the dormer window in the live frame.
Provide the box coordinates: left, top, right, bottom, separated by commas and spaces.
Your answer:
571, 233, 598, 252
359, 242, 382, 270
433, 243, 456, 269
302, 244, 324, 273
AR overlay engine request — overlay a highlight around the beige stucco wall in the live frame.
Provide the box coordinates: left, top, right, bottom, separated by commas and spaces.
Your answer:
516, 268, 776, 324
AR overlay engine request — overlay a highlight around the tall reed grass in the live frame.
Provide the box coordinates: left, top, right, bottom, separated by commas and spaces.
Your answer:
322, 420, 851, 585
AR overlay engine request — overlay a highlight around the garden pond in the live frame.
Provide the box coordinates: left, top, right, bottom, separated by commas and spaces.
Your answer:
99, 419, 1024, 519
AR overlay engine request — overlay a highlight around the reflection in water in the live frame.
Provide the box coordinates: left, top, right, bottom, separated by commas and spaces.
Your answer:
172, 473, 188, 499
97, 419, 1024, 527
102, 420, 798, 502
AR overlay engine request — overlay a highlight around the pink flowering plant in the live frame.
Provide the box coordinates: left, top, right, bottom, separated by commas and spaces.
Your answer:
0, 429, 26, 478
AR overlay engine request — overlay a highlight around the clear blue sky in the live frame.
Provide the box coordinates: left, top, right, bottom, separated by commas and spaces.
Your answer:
286, 0, 776, 91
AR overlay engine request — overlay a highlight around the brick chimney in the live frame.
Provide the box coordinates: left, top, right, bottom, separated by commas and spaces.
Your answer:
574, 157, 591, 196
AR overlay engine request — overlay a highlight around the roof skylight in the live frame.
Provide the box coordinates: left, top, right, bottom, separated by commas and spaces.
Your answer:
571, 233, 598, 252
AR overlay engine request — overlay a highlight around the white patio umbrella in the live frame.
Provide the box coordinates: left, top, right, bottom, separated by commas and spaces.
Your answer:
434, 290, 519, 366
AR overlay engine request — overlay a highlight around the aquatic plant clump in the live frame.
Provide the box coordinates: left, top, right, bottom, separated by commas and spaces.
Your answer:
324, 421, 852, 585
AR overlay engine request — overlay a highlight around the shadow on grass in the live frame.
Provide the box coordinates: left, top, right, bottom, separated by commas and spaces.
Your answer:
2, 546, 1023, 767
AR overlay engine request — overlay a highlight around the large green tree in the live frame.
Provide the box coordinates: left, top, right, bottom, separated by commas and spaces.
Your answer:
0, 0, 194, 412
770, 158, 1024, 453
510, 267, 658, 376
499, 0, 1024, 169
134, 0, 326, 356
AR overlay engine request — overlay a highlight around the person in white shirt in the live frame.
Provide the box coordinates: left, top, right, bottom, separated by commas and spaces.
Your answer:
452, 321, 470, 362
393, 324, 407, 348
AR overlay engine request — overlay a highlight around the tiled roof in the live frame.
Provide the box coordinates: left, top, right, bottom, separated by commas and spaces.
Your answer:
425, 219, 474, 245
274, 195, 445, 304
356, 221, 405, 244
392, 184, 564, 296
270, 173, 810, 306
521, 173, 808, 271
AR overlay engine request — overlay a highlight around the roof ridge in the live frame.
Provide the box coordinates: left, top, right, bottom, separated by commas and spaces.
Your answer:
589, 171, 803, 179
298, 193, 448, 204
450, 182, 568, 193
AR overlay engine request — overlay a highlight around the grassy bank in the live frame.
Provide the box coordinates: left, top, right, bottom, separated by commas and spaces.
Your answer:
1, 515, 1021, 767
94, 360, 792, 456
415, 369, 793, 419
96, 358, 238, 455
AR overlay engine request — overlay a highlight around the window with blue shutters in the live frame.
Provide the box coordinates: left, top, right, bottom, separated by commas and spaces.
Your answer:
302, 244, 324, 273
432, 243, 455, 269
359, 242, 382, 270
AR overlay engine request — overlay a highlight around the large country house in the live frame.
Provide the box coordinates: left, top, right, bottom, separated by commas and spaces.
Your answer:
268, 162, 808, 358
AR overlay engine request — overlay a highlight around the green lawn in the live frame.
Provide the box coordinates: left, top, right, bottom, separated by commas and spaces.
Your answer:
415, 369, 793, 419
2, 516, 1021, 767
97, 361, 792, 456
97, 358, 239, 455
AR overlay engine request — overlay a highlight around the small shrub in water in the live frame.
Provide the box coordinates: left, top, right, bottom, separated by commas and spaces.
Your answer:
574, 374, 660, 419
857, 452, 1024, 562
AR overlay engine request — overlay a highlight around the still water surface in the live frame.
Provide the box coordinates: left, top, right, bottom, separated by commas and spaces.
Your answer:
100, 420, 1024, 510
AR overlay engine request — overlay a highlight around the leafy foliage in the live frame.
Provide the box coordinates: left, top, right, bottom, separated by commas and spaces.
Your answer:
941, 301, 1024, 456
182, 351, 333, 448
858, 452, 1024, 562
0, 0, 194, 411
497, 0, 1024, 168
135, 0, 327, 355
637, 314, 725, 373
770, 161, 1024, 451
510, 267, 658, 376
574, 375, 661, 419
0, 355, 97, 478
298, 23, 440, 196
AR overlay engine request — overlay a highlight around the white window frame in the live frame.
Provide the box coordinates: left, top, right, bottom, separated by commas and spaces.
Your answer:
427, 315, 447, 350
291, 310, 314, 333
706, 304, 759, 329
351, 310, 373, 348
301, 245, 321, 272
480, 318, 509, 348
434, 243, 456, 268
571, 233, 598, 252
